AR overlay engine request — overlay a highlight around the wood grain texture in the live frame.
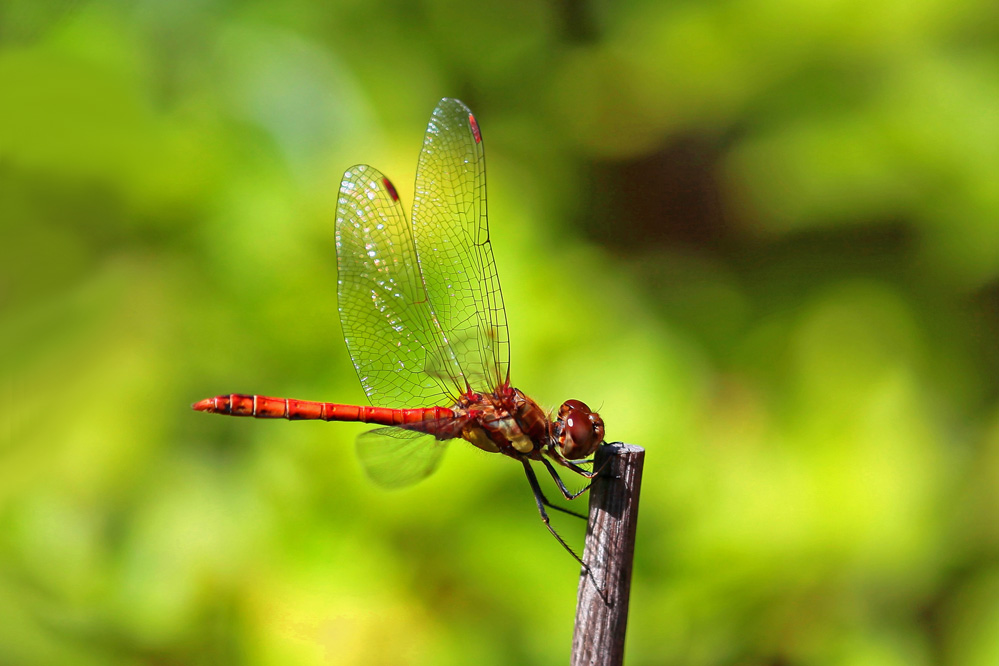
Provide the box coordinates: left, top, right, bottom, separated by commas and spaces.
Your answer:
571, 443, 645, 666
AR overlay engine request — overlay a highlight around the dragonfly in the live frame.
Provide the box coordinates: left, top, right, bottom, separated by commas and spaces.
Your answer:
194, 98, 607, 562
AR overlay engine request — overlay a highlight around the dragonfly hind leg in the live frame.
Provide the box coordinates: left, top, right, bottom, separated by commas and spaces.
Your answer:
522, 460, 609, 603
521, 459, 586, 564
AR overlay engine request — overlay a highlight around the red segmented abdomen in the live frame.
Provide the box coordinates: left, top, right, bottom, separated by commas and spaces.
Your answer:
193, 394, 454, 432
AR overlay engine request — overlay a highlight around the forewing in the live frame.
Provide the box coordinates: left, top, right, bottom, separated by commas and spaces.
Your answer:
411, 98, 510, 394
336, 165, 464, 408
355, 427, 449, 489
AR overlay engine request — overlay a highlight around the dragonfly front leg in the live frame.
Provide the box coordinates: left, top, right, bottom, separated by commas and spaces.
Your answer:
559, 452, 617, 481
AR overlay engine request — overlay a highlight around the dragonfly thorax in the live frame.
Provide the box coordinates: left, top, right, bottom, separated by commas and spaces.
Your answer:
458, 386, 552, 457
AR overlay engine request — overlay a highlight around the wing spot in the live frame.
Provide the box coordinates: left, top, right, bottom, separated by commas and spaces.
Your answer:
382, 177, 400, 201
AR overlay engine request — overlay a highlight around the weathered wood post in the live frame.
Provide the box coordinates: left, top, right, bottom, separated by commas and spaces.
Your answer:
571, 443, 645, 666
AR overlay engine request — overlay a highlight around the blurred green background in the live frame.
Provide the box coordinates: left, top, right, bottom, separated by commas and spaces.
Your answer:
3, 0, 999, 664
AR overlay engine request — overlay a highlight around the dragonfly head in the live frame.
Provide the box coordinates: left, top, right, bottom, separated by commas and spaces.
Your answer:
555, 399, 604, 459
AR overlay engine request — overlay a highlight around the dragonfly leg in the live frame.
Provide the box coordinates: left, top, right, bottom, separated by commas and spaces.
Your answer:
544, 500, 588, 521
533, 456, 589, 518
563, 454, 615, 480
522, 460, 608, 602
540, 457, 593, 506
559, 448, 617, 480
521, 459, 585, 565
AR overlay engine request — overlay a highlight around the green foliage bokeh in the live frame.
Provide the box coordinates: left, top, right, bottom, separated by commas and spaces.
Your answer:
3, 0, 999, 664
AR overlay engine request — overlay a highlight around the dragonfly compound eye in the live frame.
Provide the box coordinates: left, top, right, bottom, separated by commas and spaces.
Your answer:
560, 408, 604, 459
558, 399, 590, 419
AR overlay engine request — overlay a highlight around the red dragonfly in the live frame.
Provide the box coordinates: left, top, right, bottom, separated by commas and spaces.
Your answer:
194, 98, 606, 561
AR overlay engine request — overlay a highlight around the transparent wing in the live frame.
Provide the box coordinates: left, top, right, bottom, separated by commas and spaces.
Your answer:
412, 98, 510, 394
355, 427, 449, 489
335, 99, 510, 407
335, 165, 464, 408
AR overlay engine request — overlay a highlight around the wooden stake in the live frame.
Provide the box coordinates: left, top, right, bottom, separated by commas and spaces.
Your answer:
571, 443, 645, 666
